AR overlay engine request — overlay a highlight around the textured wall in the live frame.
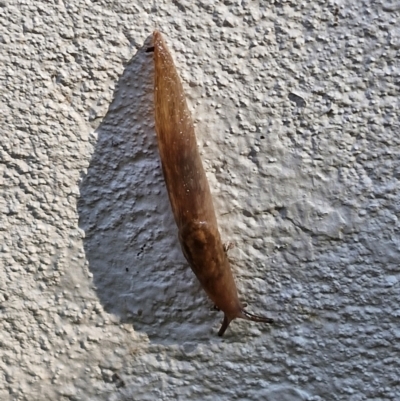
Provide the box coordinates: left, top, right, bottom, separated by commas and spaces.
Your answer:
1, 1, 400, 400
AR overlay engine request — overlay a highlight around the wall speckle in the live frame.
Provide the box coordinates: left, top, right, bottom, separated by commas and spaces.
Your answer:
1, 0, 399, 400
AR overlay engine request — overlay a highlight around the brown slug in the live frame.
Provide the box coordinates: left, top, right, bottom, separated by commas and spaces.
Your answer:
152, 30, 274, 336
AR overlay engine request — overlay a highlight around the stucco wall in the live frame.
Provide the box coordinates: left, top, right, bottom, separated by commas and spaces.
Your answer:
1, 1, 400, 400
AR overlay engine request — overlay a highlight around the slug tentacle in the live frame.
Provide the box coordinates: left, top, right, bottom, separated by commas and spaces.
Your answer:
153, 30, 274, 336
240, 310, 275, 324
218, 315, 232, 337
218, 310, 274, 337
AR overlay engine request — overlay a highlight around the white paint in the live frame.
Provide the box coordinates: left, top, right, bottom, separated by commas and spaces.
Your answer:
1, 0, 400, 400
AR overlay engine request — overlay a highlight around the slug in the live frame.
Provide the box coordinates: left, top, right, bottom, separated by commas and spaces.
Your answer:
152, 30, 274, 336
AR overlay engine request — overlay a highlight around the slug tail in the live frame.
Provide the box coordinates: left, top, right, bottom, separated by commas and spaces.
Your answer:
241, 310, 274, 324
218, 314, 232, 337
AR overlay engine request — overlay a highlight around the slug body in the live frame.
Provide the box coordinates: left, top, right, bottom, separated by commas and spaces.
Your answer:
153, 31, 273, 336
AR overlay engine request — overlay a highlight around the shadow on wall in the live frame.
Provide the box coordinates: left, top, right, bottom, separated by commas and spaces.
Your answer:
78, 34, 219, 344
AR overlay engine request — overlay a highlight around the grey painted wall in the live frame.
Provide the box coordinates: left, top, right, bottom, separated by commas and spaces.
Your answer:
1, 1, 399, 400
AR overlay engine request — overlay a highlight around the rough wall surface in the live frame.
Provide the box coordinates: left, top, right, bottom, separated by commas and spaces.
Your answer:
1, 0, 399, 400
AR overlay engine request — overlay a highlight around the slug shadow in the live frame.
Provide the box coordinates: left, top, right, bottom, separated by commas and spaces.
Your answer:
78, 34, 220, 344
